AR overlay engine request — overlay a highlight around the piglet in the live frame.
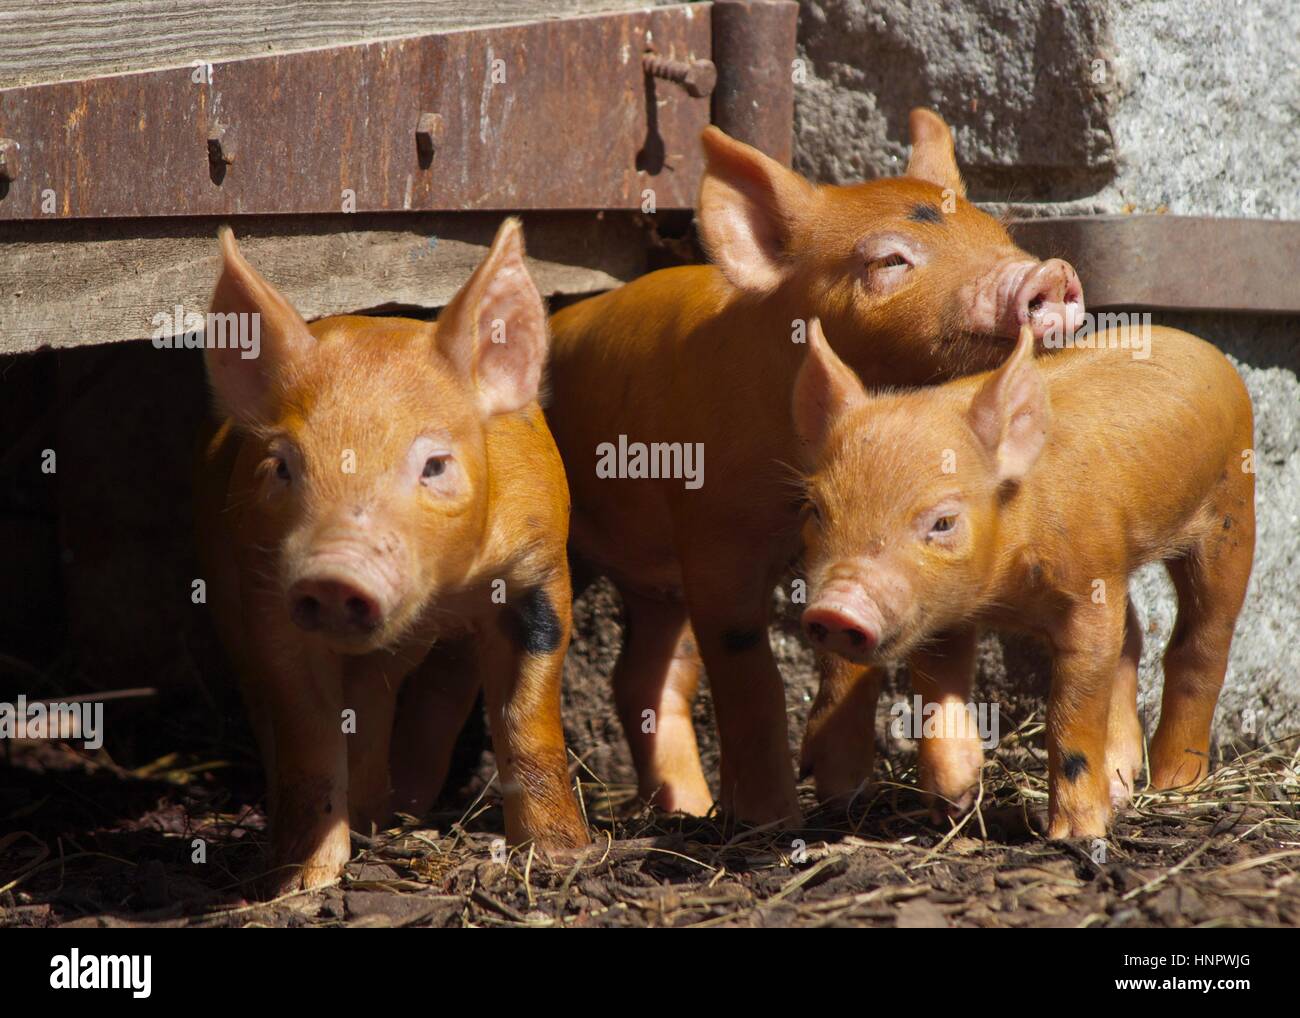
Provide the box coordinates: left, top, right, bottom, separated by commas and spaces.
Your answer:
546, 109, 1086, 827
195, 219, 588, 891
793, 319, 1254, 837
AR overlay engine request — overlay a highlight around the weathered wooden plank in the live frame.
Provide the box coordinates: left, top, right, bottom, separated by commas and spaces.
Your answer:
0, 0, 656, 88
1011, 215, 1300, 314
0, 212, 648, 354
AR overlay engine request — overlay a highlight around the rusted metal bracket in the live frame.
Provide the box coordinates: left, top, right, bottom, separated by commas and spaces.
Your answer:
0, 6, 728, 219
1012, 215, 1300, 314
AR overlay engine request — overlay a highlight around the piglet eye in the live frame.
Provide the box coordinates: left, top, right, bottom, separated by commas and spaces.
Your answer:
274, 458, 291, 482
412, 439, 462, 498
930, 515, 956, 534
862, 246, 916, 295
871, 253, 910, 269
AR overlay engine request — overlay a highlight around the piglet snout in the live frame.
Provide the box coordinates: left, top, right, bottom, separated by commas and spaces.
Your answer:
290, 576, 382, 634
1015, 258, 1084, 340
803, 592, 884, 662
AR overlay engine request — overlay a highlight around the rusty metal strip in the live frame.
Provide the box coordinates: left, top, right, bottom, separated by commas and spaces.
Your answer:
1012, 215, 1300, 314
0, 6, 714, 219
711, 0, 799, 166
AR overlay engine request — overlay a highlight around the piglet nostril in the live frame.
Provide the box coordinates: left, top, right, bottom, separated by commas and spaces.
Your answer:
345, 595, 378, 630
291, 596, 322, 631
845, 628, 867, 647
1018, 260, 1072, 317
1022, 282, 1057, 318
807, 622, 829, 642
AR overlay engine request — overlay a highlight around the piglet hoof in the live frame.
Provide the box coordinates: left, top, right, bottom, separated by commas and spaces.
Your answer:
255, 858, 340, 900
646, 780, 715, 818
258, 823, 352, 898
1045, 808, 1109, 842
802, 759, 871, 810
799, 740, 874, 807
1106, 768, 1137, 810
1104, 748, 1144, 811
919, 744, 984, 826
925, 786, 979, 828
515, 814, 592, 865
1148, 750, 1210, 792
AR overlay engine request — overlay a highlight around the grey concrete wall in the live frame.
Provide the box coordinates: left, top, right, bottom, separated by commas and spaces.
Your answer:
793, 0, 1300, 218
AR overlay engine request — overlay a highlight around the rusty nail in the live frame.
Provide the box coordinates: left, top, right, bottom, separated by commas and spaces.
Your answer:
416, 113, 444, 158
0, 138, 20, 182
207, 122, 233, 166
641, 53, 717, 98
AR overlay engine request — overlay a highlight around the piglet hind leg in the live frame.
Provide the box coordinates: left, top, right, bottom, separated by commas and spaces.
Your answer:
611, 585, 714, 816
799, 655, 884, 804
1104, 600, 1145, 810
1149, 497, 1255, 791
482, 580, 589, 854
1046, 597, 1127, 840
910, 627, 984, 822
680, 554, 801, 827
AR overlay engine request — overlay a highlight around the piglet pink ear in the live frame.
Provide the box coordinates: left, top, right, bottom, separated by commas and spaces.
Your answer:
698, 126, 818, 295
206, 227, 315, 424
792, 318, 869, 461
966, 325, 1049, 484
906, 108, 966, 198
435, 217, 547, 417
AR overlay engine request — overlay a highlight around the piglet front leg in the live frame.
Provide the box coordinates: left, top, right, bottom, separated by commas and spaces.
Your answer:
249, 622, 351, 894
800, 654, 883, 803
1046, 599, 1127, 840
481, 579, 589, 853
910, 627, 985, 822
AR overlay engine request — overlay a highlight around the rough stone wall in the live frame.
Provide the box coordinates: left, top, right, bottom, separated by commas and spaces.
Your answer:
1104, 0, 1299, 220
793, 0, 1300, 218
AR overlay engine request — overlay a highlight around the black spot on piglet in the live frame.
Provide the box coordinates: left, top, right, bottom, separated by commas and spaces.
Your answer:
504, 586, 564, 655
1061, 752, 1089, 782
907, 203, 944, 225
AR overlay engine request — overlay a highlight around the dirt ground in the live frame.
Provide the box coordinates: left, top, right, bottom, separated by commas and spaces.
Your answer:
2, 576, 1297, 929
4, 704, 1297, 929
